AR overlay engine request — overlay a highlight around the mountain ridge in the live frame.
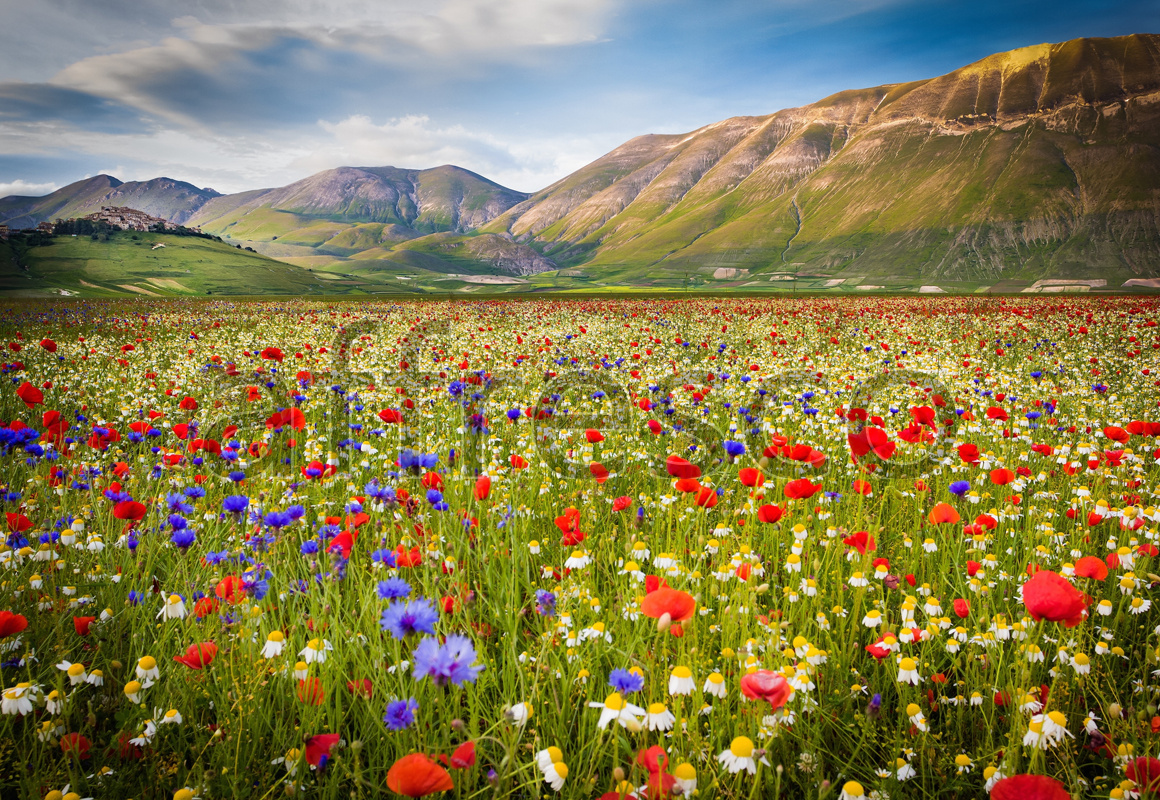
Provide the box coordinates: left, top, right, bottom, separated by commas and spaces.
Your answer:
4, 32, 1160, 291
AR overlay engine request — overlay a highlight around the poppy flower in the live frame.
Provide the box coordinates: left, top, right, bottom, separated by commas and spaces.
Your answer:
637, 745, 668, 775
15, 381, 43, 408
473, 475, 491, 500
298, 678, 325, 705
842, 530, 876, 554
113, 501, 147, 521
305, 733, 340, 768
756, 504, 783, 524
640, 587, 696, 622
612, 496, 633, 512
847, 426, 896, 461
509, 454, 529, 469
928, 503, 961, 525
590, 462, 610, 483
694, 486, 718, 507
1073, 555, 1109, 581
989, 468, 1016, 485
738, 468, 764, 487
0, 611, 28, 639
783, 478, 821, 499
379, 408, 403, 424
989, 774, 1070, 800
39, 338, 56, 352
387, 753, 455, 797
739, 670, 792, 710
953, 599, 970, 618
260, 347, 284, 362
215, 575, 246, 604
5, 512, 31, 532
73, 616, 95, 636
585, 429, 604, 443
665, 455, 701, 480
1022, 570, 1089, 628
1126, 758, 1160, 795
174, 642, 218, 669
449, 741, 476, 769
957, 443, 980, 464
60, 732, 91, 759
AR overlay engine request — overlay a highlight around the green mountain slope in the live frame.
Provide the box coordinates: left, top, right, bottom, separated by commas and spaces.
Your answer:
0, 232, 352, 297
0, 176, 220, 228
482, 33, 1160, 289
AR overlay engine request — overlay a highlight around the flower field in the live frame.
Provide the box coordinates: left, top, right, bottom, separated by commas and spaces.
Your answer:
1, 295, 1159, 800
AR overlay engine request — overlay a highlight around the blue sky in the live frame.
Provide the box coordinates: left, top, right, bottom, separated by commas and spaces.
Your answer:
0, 0, 1156, 197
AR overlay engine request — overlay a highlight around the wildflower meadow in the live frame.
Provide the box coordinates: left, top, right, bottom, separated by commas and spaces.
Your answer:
0, 295, 1158, 800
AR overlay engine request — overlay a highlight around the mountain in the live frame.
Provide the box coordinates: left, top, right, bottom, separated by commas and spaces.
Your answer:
0, 176, 219, 229
6, 33, 1160, 294
480, 32, 1160, 290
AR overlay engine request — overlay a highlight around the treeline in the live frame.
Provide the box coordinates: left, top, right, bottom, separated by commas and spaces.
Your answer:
49, 218, 216, 240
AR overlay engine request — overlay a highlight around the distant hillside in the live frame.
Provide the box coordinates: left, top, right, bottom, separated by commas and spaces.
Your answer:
0, 231, 343, 297
0, 176, 219, 229
481, 32, 1160, 290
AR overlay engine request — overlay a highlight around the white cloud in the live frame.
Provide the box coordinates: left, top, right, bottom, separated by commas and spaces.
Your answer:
0, 179, 60, 199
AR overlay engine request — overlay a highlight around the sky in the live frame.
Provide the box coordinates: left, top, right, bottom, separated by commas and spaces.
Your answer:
0, 0, 1157, 198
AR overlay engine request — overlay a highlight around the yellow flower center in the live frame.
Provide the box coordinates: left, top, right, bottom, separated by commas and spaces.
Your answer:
729, 736, 754, 758
603, 693, 625, 711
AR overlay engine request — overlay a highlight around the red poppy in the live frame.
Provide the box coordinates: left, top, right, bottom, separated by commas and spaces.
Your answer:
585, 428, 604, 443
214, 575, 246, 604
637, 745, 668, 774
694, 486, 718, 507
0, 610, 28, 638
738, 468, 764, 487
113, 500, 147, 521
756, 504, 783, 524
852, 479, 873, 496
1022, 570, 1089, 628
379, 408, 403, 424
1126, 757, 1160, 795
1074, 555, 1109, 581
957, 443, 981, 464
473, 475, 491, 501
174, 642, 218, 669
847, 426, 896, 461
612, 496, 633, 512
73, 616, 95, 636
305, 733, 340, 768
989, 468, 1016, 485
590, 462, 610, 483
928, 503, 961, 525
5, 512, 31, 532
298, 678, 326, 705
179, 396, 198, 411
783, 478, 821, 499
449, 741, 476, 769
60, 732, 91, 759
640, 587, 696, 622
665, 455, 701, 480
15, 381, 43, 408
260, 347, 284, 362
387, 753, 455, 798
842, 530, 876, 554
509, 454, 529, 469
989, 774, 1070, 800
953, 599, 970, 618
39, 338, 57, 352
739, 670, 792, 710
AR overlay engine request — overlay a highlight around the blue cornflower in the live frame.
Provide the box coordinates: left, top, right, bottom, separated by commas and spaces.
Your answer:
608, 668, 644, 694
222, 495, 249, 514
170, 528, 196, 551
723, 440, 746, 458
948, 480, 971, 496
380, 598, 439, 640
183, 486, 206, 500
300, 540, 319, 556
411, 634, 483, 687
370, 548, 398, 568
377, 578, 412, 600
535, 589, 556, 617
383, 698, 418, 731
166, 493, 194, 514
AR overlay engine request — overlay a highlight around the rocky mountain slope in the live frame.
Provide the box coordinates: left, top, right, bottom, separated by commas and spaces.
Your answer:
485, 33, 1160, 286
0, 176, 219, 229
